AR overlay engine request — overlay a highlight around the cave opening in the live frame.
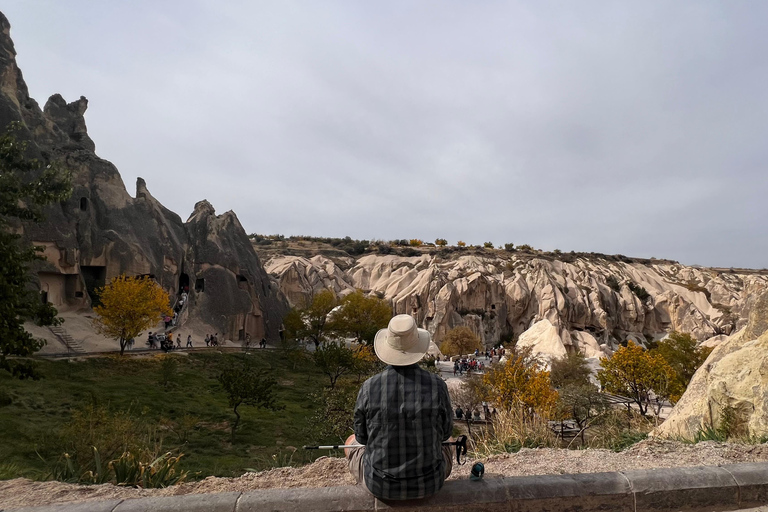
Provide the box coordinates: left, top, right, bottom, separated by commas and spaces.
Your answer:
81, 266, 106, 306
179, 273, 190, 293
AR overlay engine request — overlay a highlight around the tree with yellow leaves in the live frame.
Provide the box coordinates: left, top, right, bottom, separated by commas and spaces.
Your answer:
440, 326, 482, 357
93, 275, 172, 355
352, 344, 381, 382
483, 349, 558, 415
597, 341, 677, 416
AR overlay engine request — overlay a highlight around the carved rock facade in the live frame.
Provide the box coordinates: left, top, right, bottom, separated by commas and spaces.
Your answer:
0, 12, 287, 341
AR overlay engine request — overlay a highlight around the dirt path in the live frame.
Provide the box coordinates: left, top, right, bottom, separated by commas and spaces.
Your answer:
3, 440, 768, 509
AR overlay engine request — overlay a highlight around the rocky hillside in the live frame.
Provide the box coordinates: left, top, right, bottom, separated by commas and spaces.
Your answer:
262, 242, 768, 361
0, 11, 287, 341
654, 290, 768, 439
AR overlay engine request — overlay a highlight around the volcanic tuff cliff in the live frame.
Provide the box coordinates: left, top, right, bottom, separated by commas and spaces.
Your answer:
264, 250, 768, 360
0, 11, 287, 341
654, 290, 768, 439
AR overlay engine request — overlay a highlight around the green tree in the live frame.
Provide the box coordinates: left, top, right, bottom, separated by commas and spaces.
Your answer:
92, 275, 172, 355
549, 351, 592, 389
312, 340, 356, 389
284, 290, 338, 348
555, 383, 609, 434
504, 243, 515, 251
597, 341, 677, 416
0, 123, 72, 379
440, 326, 482, 357
483, 241, 494, 248
329, 290, 391, 344
218, 361, 281, 440
305, 384, 358, 443
550, 350, 609, 435
435, 238, 448, 247
650, 331, 711, 402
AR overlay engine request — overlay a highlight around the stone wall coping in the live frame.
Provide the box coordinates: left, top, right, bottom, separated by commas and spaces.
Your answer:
7, 462, 768, 512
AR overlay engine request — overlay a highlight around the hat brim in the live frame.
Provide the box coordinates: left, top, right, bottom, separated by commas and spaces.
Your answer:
374, 327, 431, 366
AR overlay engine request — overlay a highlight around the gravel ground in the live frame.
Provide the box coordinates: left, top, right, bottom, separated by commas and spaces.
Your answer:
2, 440, 768, 509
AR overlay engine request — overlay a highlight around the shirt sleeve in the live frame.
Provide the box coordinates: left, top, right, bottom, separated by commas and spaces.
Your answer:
438, 380, 453, 442
353, 382, 369, 445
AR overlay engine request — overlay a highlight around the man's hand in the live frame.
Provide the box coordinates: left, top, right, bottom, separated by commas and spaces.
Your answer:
344, 434, 358, 457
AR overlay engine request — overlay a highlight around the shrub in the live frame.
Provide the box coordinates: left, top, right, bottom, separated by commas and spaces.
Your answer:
49, 448, 188, 487
304, 384, 357, 443
483, 242, 494, 248
0, 462, 22, 480
409, 239, 423, 247
457, 241, 466, 247
158, 356, 178, 388
627, 281, 650, 301
504, 243, 515, 251
45, 402, 189, 487
0, 389, 12, 407
605, 275, 621, 292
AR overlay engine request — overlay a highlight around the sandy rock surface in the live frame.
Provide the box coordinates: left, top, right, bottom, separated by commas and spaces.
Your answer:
3, 440, 768, 509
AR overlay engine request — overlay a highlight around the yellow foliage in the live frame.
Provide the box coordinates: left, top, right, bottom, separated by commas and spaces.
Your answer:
409, 239, 423, 247
93, 275, 172, 354
597, 341, 678, 415
457, 241, 466, 247
483, 352, 558, 414
440, 326, 482, 356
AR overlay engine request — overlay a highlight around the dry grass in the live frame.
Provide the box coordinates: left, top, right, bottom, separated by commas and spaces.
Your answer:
472, 407, 557, 457
472, 407, 656, 457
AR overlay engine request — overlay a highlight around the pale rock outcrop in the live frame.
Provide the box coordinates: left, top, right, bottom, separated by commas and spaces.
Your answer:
265, 255, 354, 306
654, 291, 768, 439
516, 319, 567, 363
265, 252, 768, 362
570, 331, 605, 359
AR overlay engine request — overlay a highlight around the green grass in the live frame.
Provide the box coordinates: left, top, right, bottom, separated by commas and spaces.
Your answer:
0, 351, 334, 481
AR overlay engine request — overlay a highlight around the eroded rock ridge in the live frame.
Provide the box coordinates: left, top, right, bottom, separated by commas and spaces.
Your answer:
0, 11, 287, 341
265, 252, 767, 361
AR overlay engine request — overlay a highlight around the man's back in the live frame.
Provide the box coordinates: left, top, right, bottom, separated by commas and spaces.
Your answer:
354, 364, 453, 500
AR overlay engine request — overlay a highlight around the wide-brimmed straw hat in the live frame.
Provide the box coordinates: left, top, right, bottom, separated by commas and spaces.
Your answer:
374, 314, 431, 366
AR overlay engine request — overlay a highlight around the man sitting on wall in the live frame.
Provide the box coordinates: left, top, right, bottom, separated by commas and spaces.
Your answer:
345, 314, 454, 501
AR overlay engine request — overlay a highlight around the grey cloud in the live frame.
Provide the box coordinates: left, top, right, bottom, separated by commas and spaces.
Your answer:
3, 0, 768, 267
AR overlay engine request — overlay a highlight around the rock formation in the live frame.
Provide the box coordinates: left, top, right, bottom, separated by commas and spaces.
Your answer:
653, 290, 768, 439
264, 251, 768, 362
0, 11, 287, 341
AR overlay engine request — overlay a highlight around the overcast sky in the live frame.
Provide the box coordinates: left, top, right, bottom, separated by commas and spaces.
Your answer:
3, 1, 768, 268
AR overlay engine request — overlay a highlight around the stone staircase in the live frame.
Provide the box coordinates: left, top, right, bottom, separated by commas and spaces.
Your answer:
48, 325, 86, 353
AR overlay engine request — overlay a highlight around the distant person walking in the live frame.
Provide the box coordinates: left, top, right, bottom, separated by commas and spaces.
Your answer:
186, 334, 192, 348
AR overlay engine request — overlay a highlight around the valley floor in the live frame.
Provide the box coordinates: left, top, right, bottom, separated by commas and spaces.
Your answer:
3, 439, 768, 509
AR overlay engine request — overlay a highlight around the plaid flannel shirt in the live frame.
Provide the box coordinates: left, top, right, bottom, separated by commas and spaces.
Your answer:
353, 364, 453, 500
